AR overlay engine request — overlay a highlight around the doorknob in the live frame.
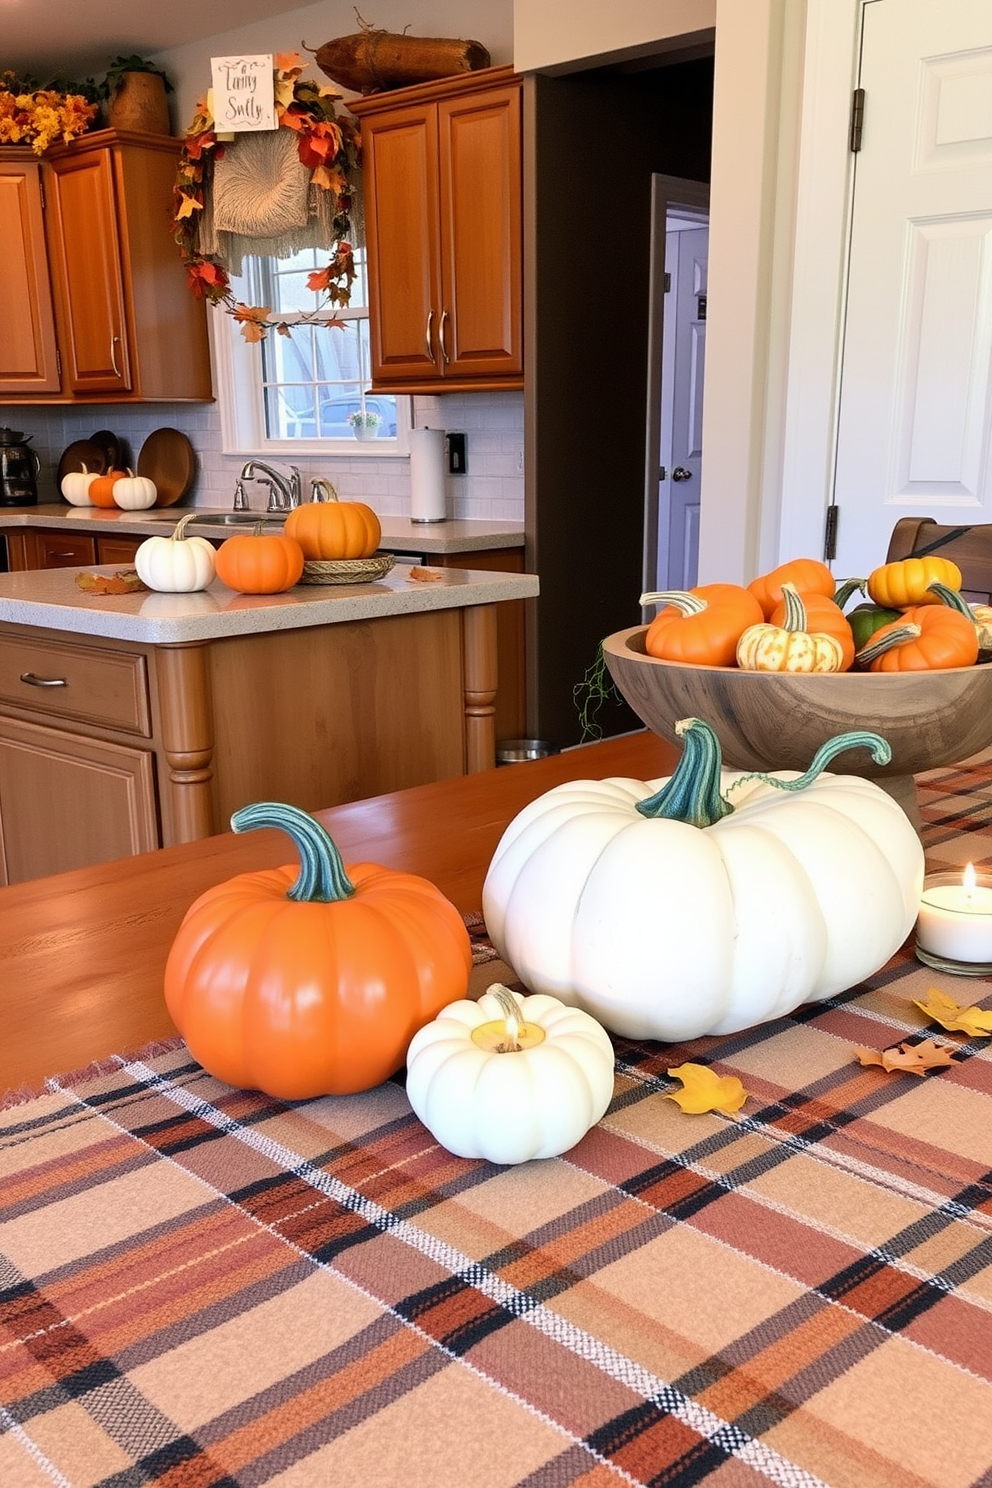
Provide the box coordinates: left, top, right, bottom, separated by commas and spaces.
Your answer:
672, 466, 693, 482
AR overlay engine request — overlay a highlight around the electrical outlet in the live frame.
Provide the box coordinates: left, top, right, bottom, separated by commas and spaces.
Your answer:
446, 432, 467, 475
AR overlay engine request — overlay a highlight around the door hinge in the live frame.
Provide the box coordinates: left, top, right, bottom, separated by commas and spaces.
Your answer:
849, 87, 865, 153
823, 504, 839, 561
38, 176, 45, 210
56, 348, 61, 377
664, 272, 671, 293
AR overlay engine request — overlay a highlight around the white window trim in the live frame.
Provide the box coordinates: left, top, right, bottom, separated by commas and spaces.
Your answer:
210, 306, 412, 459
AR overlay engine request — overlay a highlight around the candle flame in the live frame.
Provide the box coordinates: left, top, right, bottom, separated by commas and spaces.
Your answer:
964, 862, 977, 897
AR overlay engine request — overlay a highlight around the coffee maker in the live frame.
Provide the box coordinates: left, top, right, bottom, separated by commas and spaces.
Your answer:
0, 427, 40, 506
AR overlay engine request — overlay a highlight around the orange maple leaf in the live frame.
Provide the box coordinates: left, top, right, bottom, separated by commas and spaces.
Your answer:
855, 1040, 959, 1076
665, 1063, 747, 1115
307, 267, 332, 293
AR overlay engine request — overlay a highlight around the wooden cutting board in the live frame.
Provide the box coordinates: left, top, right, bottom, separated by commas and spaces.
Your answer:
136, 428, 196, 507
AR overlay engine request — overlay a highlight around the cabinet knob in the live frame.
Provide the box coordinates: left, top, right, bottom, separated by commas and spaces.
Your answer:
20, 672, 68, 688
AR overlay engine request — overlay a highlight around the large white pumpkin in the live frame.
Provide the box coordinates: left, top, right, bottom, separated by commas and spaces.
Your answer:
482, 718, 925, 1041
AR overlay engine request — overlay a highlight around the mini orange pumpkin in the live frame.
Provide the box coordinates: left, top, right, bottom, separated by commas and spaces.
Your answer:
284, 494, 381, 560
748, 558, 836, 619
88, 470, 127, 508
641, 583, 763, 667
164, 802, 473, 1098
214, 526, 304, 593
856, 603, 979, 672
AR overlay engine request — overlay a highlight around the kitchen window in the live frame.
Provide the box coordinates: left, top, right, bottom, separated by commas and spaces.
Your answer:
213, 245, 410, 456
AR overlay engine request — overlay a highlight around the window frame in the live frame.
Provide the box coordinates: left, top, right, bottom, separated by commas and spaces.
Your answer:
211, 257, 411, 459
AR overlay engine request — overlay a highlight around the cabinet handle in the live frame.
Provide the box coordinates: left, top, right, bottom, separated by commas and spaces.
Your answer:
425, 310, 436, 364
439, 309, 450, 364
20, 672, 68, 688
110, 334, 122, 378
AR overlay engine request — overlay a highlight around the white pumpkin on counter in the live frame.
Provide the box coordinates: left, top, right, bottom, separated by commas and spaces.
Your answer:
60, 465, 98, 506
482, 718, 925, 1042
112, 468, 158, 510
134, 512, 216, 593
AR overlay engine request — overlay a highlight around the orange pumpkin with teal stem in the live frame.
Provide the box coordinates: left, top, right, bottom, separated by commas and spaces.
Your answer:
215, 525, 304, 593
164, 802, 473, 1098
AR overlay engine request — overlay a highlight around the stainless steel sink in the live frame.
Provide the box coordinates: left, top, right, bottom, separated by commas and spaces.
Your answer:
188, 512, 287, 528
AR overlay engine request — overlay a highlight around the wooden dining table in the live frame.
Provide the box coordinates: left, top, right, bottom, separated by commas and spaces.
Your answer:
1, 732, 991, 1488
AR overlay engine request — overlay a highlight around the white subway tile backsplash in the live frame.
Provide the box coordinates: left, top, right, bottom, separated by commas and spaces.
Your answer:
3, 389, 525, 523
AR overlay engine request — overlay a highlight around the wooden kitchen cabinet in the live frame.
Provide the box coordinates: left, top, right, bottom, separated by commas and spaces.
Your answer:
0, 130, 212, 404
0, 156, 62, 396
352, 67, 523, 392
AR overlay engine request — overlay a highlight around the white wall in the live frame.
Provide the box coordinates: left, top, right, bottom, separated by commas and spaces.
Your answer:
154, 0, 512, 125
514, 0, 714, 74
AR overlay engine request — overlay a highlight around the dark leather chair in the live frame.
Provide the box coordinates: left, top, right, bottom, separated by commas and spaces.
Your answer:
886, 518, 992, 603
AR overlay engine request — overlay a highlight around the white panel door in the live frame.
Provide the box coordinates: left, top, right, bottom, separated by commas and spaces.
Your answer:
832, 0, 992, 578
665, 227, 708, 590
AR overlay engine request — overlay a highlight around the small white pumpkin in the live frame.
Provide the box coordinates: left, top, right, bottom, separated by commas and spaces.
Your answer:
112, 468, 158, 510
134, 512, 217, 593
405, 983, 615, 1163
60, 465, 98, 506
482, 718, 925, 1042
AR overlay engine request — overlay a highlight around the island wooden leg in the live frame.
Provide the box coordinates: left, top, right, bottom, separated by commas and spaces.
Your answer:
156, 643, 216, 844
462, 604, 498, 773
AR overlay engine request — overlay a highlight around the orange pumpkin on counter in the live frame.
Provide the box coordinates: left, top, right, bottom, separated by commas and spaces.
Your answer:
215, 526, 304, 593
88, 470, 127, 508
284, 494, 381, 560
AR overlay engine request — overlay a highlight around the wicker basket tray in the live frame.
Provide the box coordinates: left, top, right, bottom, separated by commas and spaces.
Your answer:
298, 553, 395, 585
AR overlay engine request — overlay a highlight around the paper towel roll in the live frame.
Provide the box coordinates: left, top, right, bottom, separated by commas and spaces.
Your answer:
410, 428, 447, 523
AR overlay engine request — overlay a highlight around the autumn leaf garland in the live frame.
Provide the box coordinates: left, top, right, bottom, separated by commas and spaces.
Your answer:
172, 52, 360, 340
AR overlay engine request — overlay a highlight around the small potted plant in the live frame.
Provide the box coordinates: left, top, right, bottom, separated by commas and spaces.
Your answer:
102, 55, 173, 135
348, 409, 381, 441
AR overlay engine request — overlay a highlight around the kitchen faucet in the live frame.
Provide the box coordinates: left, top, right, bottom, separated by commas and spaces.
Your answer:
237, 460, 301, 512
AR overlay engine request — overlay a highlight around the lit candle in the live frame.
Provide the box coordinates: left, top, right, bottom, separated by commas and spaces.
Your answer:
916, 864, 992, 965
404, 983, 616, 1164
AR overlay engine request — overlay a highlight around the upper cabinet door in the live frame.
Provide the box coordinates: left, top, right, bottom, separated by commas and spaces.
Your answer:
438, 83, 523, 379
353, 67, 524, 393
362, 102, 443, 382
44, 148, 132, 395
0, 156, 62, 396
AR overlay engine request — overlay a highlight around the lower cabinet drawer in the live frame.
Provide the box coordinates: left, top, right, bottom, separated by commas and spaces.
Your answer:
0, 635, 151, 734
37, 532, 98, 568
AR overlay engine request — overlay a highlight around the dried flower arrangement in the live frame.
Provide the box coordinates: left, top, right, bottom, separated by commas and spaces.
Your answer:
172, 52, 361, 341
0, 71, 99, 154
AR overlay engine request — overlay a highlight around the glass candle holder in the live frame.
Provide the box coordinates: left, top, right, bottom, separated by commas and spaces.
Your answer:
915, 868, 992, 975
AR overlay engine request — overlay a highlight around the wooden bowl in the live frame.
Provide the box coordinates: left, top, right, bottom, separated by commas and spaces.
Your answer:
602, 626, 992, 828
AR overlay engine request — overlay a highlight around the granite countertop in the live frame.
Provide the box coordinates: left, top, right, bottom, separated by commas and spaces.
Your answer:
0, 561, 538, 645
0, 505, 525, 555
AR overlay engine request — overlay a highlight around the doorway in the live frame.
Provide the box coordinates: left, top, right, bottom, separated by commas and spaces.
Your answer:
643, 175, 710, 599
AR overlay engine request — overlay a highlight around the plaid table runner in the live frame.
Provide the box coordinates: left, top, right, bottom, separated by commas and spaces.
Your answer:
2, 766, 991, 1488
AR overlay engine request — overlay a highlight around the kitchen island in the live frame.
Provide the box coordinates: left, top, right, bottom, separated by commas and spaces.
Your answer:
0, 560, 538, 885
